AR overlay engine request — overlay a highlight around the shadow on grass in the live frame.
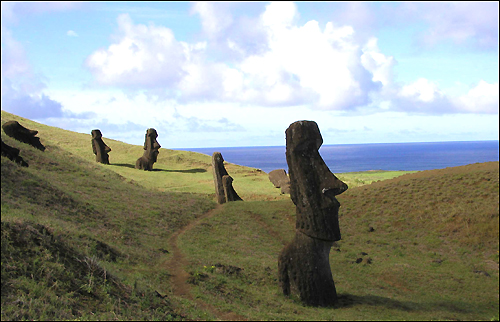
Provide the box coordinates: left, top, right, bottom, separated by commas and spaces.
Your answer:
111, 163, 207, 173
335, 293, 472, 314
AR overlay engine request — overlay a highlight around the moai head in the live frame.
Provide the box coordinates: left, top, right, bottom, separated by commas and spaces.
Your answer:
1, 139, 29, 167
91, 129, 111, 164
212, 152, 229, 204
2, 121, 45, 151
285, 120, 348, 241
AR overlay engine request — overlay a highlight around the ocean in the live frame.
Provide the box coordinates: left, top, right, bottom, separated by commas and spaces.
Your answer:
178, 140, 499, 174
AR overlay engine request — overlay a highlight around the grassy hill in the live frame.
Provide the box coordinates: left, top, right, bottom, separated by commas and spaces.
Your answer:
1, 110, 498, 321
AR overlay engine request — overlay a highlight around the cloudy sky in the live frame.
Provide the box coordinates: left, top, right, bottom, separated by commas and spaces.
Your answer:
1, 2, 498, 148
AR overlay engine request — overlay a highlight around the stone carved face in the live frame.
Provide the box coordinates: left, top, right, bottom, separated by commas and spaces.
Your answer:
144, 128, 161, 162
286, 121, 348, 241
2, 121, 45, 151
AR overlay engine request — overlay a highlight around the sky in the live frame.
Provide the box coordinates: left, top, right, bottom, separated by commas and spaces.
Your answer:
1, 1, 499, 149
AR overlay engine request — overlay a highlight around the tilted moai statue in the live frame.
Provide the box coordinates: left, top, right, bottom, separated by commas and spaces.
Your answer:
222, 175, 243, 202
135, 128, 161, 171
2, 121, 45, 151
91, 129, 111, 164
268, 169, 291, 194
1, 139, 29, 167
212, 152, 242, 204
278, 120, 348, 307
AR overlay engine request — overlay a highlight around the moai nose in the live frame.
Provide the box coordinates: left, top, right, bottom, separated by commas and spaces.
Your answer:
320, 174, 348, 198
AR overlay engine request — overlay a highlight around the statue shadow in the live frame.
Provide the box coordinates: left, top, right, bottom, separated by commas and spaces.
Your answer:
111, 163, 135, 169
152, 168, 207, 173
111, 163, 206, 173
333, 293, 472, 314
334, 293, 415, 311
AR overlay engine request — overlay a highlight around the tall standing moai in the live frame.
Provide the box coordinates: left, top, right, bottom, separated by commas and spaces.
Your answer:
278, 120, 348, 307
212, 152, 242, 204
2, 120, 45, 151
135, 128, 161, 171
91, 129, 111, 164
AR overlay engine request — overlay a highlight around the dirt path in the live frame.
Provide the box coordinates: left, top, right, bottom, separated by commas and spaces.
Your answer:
165, 204, 247, 321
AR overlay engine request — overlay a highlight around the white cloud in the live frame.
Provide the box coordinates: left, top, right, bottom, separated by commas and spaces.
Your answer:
361, 37, 395, 87
455, 80, 499, 114
191, 2, 233, 38
399, 78, 442, 103
86, 14, 188, 87
84, 4, 497, 116
66, 30, 78, 37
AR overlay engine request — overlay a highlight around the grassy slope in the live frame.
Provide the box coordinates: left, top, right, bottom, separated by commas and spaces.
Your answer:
180, 162, 499, 320
1, 110, 498, 320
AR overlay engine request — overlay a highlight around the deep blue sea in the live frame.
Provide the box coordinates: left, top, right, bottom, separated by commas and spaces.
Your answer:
177, 141, 499, 174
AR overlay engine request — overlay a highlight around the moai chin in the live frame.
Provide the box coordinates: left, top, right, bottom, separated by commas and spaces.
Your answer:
135, 128, 161, 171
278, 120, 348, 307
212, 152, 242, 204
91, 129, 111, 164
2, 120, 45, 151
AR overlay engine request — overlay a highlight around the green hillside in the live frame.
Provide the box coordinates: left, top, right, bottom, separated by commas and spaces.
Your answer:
1, 110, 498, 321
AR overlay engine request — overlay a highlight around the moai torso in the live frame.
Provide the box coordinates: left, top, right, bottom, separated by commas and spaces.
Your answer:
91, 129, 111, 164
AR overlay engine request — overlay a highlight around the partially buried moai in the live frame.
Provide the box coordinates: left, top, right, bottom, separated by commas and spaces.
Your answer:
278, 120, 348, 307
212, 152, 242, 204
135, 128, 161, 171
2, 120, 45, 151
91, 129, 111, 164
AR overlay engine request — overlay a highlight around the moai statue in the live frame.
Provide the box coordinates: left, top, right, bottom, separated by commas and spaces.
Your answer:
268, 169, 291, 194
278, 120, 348, 307
222, 175, 243, 202
135, 128, 161, 171
2, 121, 45, 151
212, 152, 242, 204
91, 129, 111, 164
1, 139, 29, 167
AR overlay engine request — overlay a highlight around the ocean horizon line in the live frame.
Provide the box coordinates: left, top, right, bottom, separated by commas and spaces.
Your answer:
171, 139, 499, 151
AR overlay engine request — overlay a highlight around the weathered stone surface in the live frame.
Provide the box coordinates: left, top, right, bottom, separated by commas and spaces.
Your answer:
2, 121, 45, 151
212, 152, 242, 204
1, 139, 28, 167
268, 169, 291, 194
91, 129, 111, 164
222, 175, 242, 202
135, 128, 161, 171
286, 121, 347, 241
278, 120, 348, 307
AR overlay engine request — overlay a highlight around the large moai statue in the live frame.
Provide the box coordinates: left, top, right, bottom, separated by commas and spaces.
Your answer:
278, 120, 348, 307
91, 129, 111, 164
135, 128, 161, 171
2, 121, 45, 151
212, 152, 242, 204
